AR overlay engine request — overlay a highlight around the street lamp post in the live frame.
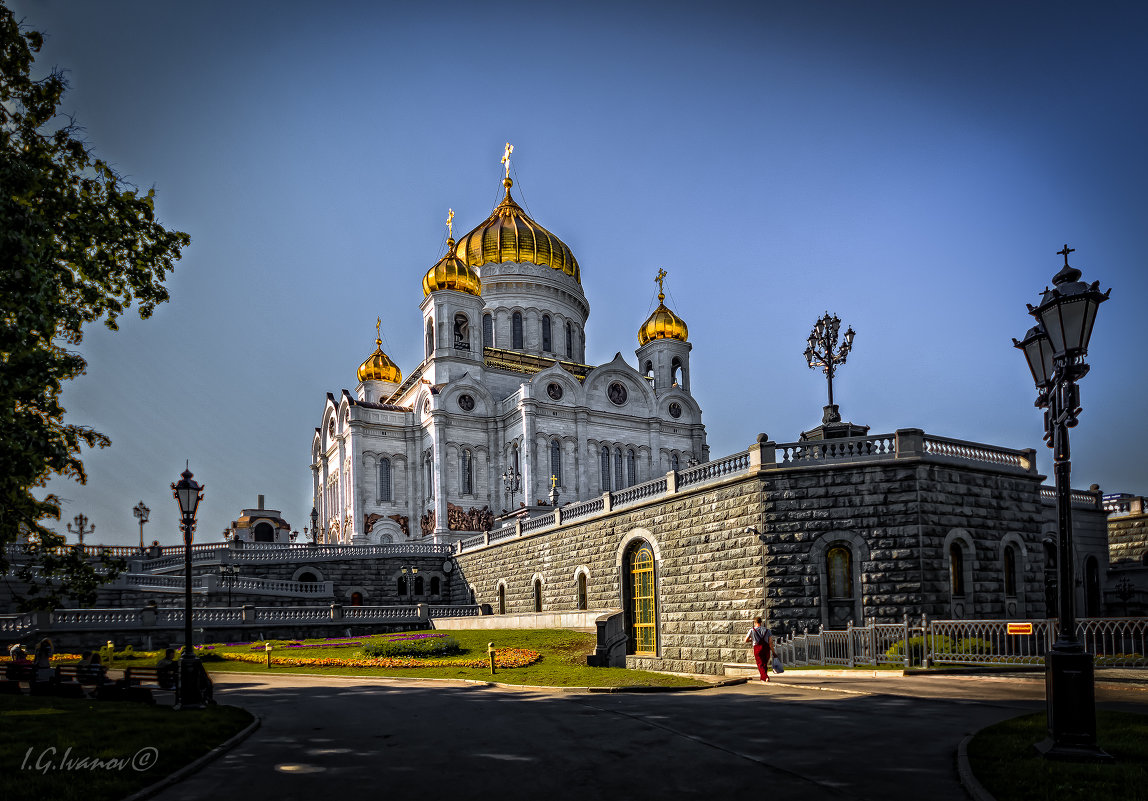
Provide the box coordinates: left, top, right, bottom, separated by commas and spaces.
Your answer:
502, 466, 521, 509
171, 466, 206, 709
67, 513, 95, 547
804, 312, 855, 426
310, 506, 319, 546
133, 501, 150, 552
221, 564, 240, 608
1013, 245, 1110, 761
401, 566, 418, 600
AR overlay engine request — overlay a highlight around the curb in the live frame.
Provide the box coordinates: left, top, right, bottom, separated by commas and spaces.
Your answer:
119, 710, 261, 801
957, 733, 997, 801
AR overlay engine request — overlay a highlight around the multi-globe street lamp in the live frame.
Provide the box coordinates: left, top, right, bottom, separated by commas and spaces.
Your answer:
1013, 245, 1110, 761
133, 501, 150, 552
67, 513, 95, 547
171, 466, 206, 709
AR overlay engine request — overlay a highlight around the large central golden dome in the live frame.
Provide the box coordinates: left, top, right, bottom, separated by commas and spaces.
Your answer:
455, 177, 580, 283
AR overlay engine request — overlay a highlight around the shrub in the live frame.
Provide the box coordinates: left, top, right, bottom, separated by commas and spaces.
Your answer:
360, 634, 462, 658
957, 637, 992, 655
884, 635, 955, 666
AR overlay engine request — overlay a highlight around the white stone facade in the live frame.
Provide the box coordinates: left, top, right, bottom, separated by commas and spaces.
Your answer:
312, 183, 707, 545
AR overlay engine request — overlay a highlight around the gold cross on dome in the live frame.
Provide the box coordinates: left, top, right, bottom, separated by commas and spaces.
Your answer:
446, 208, 454, 238
375, 316, 382, 343
502, 142, 514, 178
655, 268, 668, 293
1057, 244, 1075, 266
550, 474, 558, 490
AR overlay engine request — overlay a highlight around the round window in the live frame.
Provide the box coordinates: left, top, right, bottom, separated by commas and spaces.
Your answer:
607, 381, 628, 406
547, 382, 564, 401
669, 402, 682, 419
458, 394, 475, 411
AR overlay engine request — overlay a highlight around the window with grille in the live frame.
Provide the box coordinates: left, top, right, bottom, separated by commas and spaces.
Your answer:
378, 458, 392, 502
628, 543, 656, 655
566, 322, 573, 357
600, 446, 611, 491
626, 449, 636, 487
512, 312, 523, 349
542, 315, 552, 352
483, 314, 493, 348
550, 439, 561, 486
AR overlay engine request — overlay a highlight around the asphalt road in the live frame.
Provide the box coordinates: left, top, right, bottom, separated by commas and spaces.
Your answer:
149, 672, 1147, 801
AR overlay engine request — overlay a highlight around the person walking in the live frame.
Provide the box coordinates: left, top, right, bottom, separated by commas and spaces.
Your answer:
744, 616, 772, 682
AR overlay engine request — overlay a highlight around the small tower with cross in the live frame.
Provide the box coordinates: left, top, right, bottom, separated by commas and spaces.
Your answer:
636, 268, 695, 396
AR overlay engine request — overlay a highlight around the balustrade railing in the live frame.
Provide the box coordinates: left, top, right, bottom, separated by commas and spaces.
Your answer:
1039, 486, 1103, 509
521, 514, 553, 533
776, 436, 894, 466
563, 496, 604, 522
677, 450, 749, 489
489, 524, 517, 543
612, 476, 668, 508
921, 434, 1030, 471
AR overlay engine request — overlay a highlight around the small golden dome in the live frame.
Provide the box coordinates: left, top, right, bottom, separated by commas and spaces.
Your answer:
455, 177, 580, 283
357, 334, 402, 384
638, 274, 688, 346
422, 237, 482, 297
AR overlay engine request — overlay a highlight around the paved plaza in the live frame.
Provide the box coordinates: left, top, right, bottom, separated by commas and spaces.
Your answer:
149, 671, 1146, 801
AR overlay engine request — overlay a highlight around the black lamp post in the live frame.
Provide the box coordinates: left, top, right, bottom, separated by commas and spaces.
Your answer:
310, 506, 319, 546
133, 501, 150, 552
171, 466, 206, 709
1014, 245, 1110, 761
804, 312, 855, 425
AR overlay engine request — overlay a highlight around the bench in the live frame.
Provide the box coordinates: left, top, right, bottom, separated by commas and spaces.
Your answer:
1, 662, 36, 694
123, 666, 177, 691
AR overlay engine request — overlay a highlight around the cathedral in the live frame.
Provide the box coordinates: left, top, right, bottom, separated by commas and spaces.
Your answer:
312, 149, 708, 545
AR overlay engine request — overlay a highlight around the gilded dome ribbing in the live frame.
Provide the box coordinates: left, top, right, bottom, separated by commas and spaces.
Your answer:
422, 238, 482, 297
454, 178, 580, 283
638, 291, 688, 346
357, 337, 402, 384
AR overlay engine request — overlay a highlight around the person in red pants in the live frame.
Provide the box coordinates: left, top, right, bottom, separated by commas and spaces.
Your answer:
744, 616, 772, 682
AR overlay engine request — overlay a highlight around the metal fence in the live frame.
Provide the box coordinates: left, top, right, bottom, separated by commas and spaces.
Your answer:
772, 616, 1148, 669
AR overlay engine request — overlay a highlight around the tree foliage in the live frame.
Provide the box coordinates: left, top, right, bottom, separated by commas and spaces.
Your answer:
0, 4, 189, 603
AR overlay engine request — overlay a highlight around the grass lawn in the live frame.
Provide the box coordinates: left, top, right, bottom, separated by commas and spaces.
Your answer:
0, 694, 253, 801
185, 628, 705, 688
967, 710, 1148, 801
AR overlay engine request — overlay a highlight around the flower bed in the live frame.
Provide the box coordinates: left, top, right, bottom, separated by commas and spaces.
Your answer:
218, 647, 542, 670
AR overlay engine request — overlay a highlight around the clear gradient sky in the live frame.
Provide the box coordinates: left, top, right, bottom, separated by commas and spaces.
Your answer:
11, 1, 1147, 548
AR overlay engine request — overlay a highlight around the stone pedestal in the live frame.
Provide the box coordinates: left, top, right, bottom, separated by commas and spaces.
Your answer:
800, 405, 869, 441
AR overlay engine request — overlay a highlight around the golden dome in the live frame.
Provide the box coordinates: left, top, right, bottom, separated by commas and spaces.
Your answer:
638, 272, 688, 346
357, 330, 402, 384
455, 177, 580, 283
422, 237, 482, 297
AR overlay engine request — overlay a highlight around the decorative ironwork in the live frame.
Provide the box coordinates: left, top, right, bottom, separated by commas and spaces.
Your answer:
804, 312, 855, 424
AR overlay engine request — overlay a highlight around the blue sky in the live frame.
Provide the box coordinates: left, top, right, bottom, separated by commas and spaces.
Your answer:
12, 0, 1147, 547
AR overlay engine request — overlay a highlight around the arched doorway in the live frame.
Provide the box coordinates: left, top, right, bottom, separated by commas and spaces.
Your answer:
625, 541, 657, 655
253, 522, 274, 542
498, 584, 506, 615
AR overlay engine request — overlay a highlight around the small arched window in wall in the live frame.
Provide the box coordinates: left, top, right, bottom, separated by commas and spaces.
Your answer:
454, 313, 470, 350
533, 579, 542, 612
671, 357, 682, 387
482, 313, 493, 349
397, 576, 407, 596
614, 449, 623, 490
826, 545, 852, 599
550, 439, 562, 486
577, 573, 588, 611
626, 449, 637, 487
600, 446, 611, 491
644, 361, 653, 381
460, 449, 473, 495
350, 591, 363, 606
378, 457, 392, 503
297, 571, 318, 583
565, 321, 573, 357
498, 584, 506, 615
414, 575, 425, 595
950, 542, 966, 598
670, 453, 680, 472
512, 312, 524, 349
626, 542, 657, 655
431, 576, 441, 596
542, 315, 552, 352
426, 318, 435, 358
1003, 543, 1018, 598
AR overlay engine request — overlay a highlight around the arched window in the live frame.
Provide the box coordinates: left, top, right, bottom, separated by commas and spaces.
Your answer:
614, 449, 623, 490
671, 357, 683, 387
482, 313, 493, 349
600, 446, 611, 491
498, 584, 506, 615
414, 575, 425, 595
253, 522, 274, 543
542, 315, 552, 352
378, 457, 392, 502
644, 361, 653, 380
431, 576, 441, 595
670, 453, 680, 472
425, 455, 434, 501
350, 591, 363, 606
565, 322, 573, 357
533, 579, 542, 612
297, 571, 317, 583
577, 573, 588, 611
950, 542, 966, 597
512, 312, 524, 349
550, 439, 562, 487
426, 319, 434, 357
826, 545, 852, 599
453, 313, 470, 350
626, 449, 637, 487
1084, 556, 1101, 617
460, 449, 473, 495
626, 542, 657, 655
1003, 544, 1018, 598
469, 587, 476, 605
397, 576, 407, 596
